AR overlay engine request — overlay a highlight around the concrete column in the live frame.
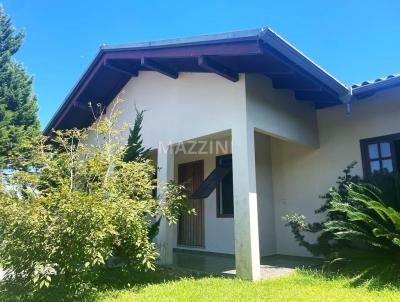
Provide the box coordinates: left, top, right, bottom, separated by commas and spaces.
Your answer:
156, 145, 174, 265
232, 125, 261, 280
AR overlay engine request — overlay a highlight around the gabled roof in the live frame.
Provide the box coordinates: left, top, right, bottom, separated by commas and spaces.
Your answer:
44, 28, 398, 135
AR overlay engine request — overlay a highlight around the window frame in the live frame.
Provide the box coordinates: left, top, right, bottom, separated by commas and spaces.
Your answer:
216, 154, 234, 218
360, 133, 400, 177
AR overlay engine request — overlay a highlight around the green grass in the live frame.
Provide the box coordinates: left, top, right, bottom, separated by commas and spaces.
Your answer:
1, 267, 400, 302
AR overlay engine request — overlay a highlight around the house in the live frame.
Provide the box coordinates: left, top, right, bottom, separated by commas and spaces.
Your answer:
44, 28, 400, 281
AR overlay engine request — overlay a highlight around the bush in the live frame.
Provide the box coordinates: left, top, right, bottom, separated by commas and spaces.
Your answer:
284, 162, 361, 257
326, 182, 400, 255
366, 172, 400, 211
284, 163, 400, 277
0, 100, 190, 291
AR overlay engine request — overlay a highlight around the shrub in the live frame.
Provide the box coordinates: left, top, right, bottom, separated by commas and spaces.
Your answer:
326, 182, 400, 255
284, 162, 361, 257
366, 172, 400, 211
123, 106, 151, 163
284, 163, 400, 276
0, 100, 190, 291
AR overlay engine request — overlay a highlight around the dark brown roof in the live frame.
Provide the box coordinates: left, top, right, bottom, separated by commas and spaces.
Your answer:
44, 28, 400, 135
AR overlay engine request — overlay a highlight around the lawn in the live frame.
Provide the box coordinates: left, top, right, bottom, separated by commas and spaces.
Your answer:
1, 267, 400, 302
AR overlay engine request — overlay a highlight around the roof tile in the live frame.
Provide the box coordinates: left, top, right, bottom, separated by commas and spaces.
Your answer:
352, 74, 400, 89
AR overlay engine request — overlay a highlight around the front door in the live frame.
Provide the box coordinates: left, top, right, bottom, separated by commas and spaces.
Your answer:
177, 160, 204, 247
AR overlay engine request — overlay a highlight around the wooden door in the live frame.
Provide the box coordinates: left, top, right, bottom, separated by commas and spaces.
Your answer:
177, 160, 204, 247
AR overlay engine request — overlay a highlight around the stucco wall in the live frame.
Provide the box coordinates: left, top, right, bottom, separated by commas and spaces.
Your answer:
272, 87, 400, 256
255, 132, 276, 256
86, 72, 246, 255
245, 74, 319, 148
109, 71, 246, 148
86, 69, 400, 258
245, 73, 319, 257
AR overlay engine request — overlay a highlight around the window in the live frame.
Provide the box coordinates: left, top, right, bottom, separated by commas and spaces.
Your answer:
360, 133, 400, 176
216, 154, 234, 217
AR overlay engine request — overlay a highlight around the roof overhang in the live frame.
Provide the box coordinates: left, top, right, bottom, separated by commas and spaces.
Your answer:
44, 28, 350, 135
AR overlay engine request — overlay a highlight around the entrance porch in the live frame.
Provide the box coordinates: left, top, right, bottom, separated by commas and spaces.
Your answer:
154, 124, 318, 281
172, 249, 320, 279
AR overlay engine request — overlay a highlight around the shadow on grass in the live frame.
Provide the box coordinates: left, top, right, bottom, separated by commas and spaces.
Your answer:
3, 258, 400, 301
303, 256, 400, 291
0, 266, 210, 302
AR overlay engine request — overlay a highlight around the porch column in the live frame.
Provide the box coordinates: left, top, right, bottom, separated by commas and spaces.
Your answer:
232, 126, 261, 280
156, 145, 174, 265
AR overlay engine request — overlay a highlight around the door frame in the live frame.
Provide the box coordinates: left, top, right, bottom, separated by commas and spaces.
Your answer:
177, 160, 205, 247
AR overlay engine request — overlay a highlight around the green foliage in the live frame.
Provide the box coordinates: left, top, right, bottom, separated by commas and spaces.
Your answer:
365, 172, 400, 211
326, 182, 400, 252
146, 182, 192, 242
123, 107, 151, 162
121, 107, 188, 242
285, 162, 400, 274
0, 100, 190, 292
0, 6, 39, 167
284, 162, 361, 257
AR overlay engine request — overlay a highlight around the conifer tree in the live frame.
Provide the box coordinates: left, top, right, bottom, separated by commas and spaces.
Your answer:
123, 107, 151, 162
0, 6, 40, 167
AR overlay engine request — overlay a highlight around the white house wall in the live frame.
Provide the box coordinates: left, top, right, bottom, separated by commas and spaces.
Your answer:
86, 72, 246, 255
272, 87, 400, 256
245, 73, 320, 257
245, 74, 319, 148
107, 71, 247, 148
85, 69, 400, 258
254, 132, 276, 256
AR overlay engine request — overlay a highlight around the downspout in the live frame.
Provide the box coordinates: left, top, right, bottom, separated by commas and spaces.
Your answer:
339, 86, 353, 115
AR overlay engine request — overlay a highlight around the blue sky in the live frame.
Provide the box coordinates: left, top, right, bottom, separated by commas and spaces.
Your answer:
3, 0, 400, 128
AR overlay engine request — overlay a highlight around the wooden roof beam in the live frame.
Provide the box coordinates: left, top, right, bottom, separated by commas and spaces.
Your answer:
104, 60, 138, 77
198, 56, 239, 82
141, 57, 178, 79
272, 79, 322, 91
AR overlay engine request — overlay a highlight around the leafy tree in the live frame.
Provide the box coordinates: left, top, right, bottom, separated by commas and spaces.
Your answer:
123, 107, 151, 162
0, 100, 190, 292
0, 6, 39, 167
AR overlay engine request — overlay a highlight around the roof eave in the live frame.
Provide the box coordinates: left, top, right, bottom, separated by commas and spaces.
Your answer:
43, 29, 267, 135
43, 49, 105, 135
352, 76, 400, 98
43, 27, 351, 135
260, 29, 348, 97
101, 28, 265, 51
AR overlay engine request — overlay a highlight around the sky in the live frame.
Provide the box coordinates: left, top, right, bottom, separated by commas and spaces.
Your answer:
2, 0, 400, 129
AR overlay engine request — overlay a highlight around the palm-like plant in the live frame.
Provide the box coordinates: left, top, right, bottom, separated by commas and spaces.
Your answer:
285, 166, 400, 282
327, 183, 400, 253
